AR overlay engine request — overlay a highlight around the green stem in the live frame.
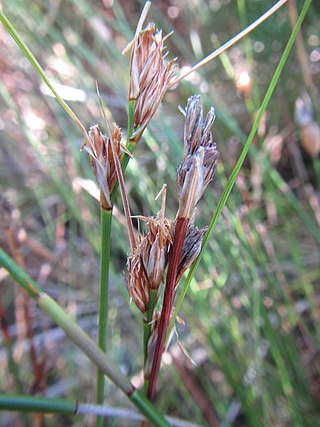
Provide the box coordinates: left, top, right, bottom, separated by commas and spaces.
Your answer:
127, 99, 136, 146
142, 288, 158, 394
1, 395, 191, 426
0, 249, 41, 298
165, 0, 313, 347
95, 99, 137, 422
143, 289, 158, 365
0, 249, 171, 427
96, 205, 113, 427
39, 294, 135, 395
0, 395, 75, 414
39, 294, 169, 426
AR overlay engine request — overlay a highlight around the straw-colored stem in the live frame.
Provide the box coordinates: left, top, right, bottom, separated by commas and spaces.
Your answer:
147, 217, 189, 400
110, 99, 137, 204
165, 0, 313, 349
96, 203, 113, 427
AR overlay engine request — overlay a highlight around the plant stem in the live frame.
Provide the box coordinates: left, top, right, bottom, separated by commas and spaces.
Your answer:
0, 395, 75, 415
0, 249, 41, 298
165, 0, 313, 348
96, 203, 113, 427
95, 98, 137, 423
143, 289, 158, 366
0, 395, 203, 427
147, 217, 189, 400
39, 293, 135, 395
142, 288, 159, 395
109, 99, 136, 204
0, 249, 171, 427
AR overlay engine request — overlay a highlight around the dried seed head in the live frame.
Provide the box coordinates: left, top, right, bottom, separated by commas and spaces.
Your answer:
183, 95, 216, 155
177, 96, 219, 217
176, 221, 208, 286
127, 208, 174, 313
143, 215, 174, 290
127, 251, 150, 313
176, 150, 204, 218
83, 124, 122, 208
125, 22, 177, 141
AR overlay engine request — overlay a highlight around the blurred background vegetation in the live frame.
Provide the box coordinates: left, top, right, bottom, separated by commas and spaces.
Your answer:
0, 0, 320, 426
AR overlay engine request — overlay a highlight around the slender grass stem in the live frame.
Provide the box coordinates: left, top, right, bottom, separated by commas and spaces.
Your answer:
165, 0, 313, 347
0, 395, 75, 415
143, 289, 158, 366
0, 248, 170, 427
142, 289, 159, 395
96, 204, 113, 427
0, 395, 204, 427
95, 96, 138, 425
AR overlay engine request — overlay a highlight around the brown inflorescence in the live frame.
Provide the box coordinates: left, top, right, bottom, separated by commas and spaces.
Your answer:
176, 221, 208, 287
127, 211, 174, 313
83, 124, 122, 209
147, 95, 219, 400
126, 22, 177, 141
177, 95, 219, 219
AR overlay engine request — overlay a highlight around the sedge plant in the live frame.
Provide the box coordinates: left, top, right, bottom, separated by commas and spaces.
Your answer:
0, 0, 315, 425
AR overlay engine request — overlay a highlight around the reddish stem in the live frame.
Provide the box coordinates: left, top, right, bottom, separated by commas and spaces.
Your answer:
0, 298, 11, 343
147, 216, 189, 400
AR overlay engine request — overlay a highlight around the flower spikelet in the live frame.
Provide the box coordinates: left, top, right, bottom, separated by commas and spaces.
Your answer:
176, 221, 208, 286
127, 210, 174, 313
177, 95, 219, 218
83, 124, 122, 208
126, 23, 177, 141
